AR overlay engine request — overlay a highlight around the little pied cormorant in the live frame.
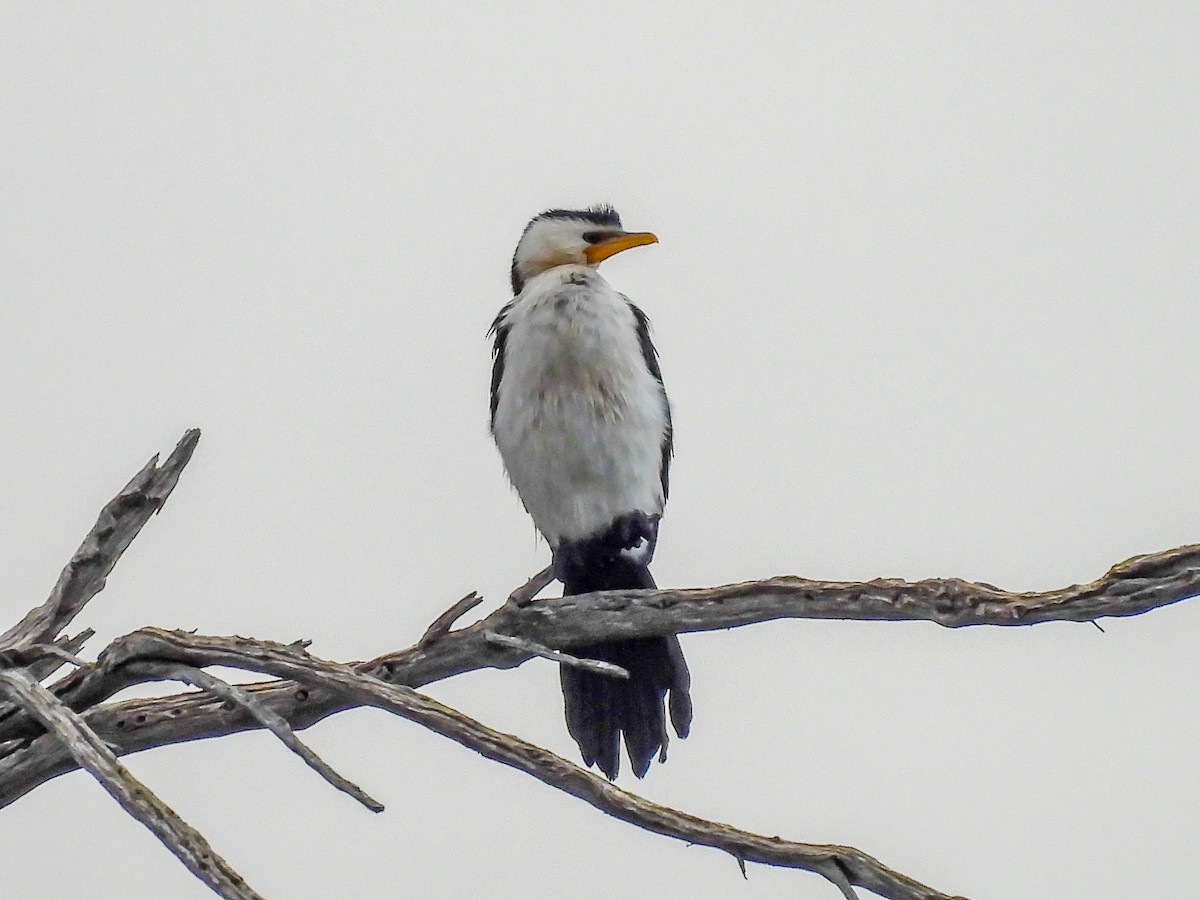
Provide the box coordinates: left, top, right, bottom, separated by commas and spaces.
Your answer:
489, 206, 692, 780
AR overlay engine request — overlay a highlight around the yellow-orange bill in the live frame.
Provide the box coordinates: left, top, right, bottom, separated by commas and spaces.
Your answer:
583, 231, 659, 264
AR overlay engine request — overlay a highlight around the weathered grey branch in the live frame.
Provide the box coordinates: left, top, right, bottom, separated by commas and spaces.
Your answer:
26, 630, 94, 680
123, 660, 384, 813
27, 643, 90, 669
418, 592, 483, 648
507, 564, 555, 606
3, 542, 1197, 807
294, 666, 964, 900
0, 430, 199, 652
0, 667, 260, 900
3, 432, 1195, 900
483, 630, 630, 678
829, 861, 864, 900
0, 630, 93, 723
10, 628, 959, 899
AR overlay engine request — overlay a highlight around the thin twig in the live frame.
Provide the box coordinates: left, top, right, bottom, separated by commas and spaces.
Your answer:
0, 667, 260, 900
0, 630, 94, 724
418, 592, 484, 648
484, 631, 629, 679
508, 565, 555, 606
26, 644, 89, 669
125, 660, 384, 813
27, 630, 93, 682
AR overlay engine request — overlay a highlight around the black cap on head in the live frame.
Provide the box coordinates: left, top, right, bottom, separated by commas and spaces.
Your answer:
532, 205, 622, 228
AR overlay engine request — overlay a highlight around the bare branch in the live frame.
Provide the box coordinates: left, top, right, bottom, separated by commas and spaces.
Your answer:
826, 858, 863, 900
0, 432, 1189, 899
508, 565, 555, 606
4, 543, 1197, 806
418, 592, 483, 648
0, 429, 200, 652
0, 630, 95, 676
324, 679, 965, 899
1, 621, 964, 897
0, 436, 979, 900
0, 630, 93, 724
484, 630, 630, 678
5, 628, 958, 899
26, 643, 89, 669
27, 630, 94, 681
0, 667, 260, 900
1, 537, 1193, 897
114, 633, 959, 900
515, 542, 1200, 638
124, 660, 384, 813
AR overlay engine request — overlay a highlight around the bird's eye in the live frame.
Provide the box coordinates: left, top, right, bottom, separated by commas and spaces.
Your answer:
581, 231, 613, 244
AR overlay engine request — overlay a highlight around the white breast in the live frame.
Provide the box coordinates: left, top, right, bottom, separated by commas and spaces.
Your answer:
492, 266, 669, 546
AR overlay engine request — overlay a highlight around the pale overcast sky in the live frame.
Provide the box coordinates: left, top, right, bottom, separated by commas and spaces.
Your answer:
1, 3, 1198, 898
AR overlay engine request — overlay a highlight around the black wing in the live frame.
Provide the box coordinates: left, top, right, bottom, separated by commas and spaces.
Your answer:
627, 299, 673, 501
488, 301, 514, 431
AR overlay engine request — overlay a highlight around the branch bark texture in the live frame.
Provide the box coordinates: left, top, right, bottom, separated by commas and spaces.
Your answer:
5, 540, 1194, 803
0, 667, 261, 900
0, 430, 199, 652
3, 430, 1197, 900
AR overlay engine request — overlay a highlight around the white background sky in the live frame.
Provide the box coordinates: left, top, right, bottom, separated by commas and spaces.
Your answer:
2, 3, 1198, 898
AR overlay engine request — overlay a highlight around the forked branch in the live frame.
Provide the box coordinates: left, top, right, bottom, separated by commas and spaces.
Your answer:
0, 667, 262, 900
5, 540, 1193, 793
0, 429, 199, 652
2, 431, 1196, 900
12, 627, 965, 899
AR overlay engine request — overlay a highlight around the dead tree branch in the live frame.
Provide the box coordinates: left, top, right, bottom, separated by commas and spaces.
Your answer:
483, 630, 631, 677
3, 430, 1196, 900
0, 667, 262, 900
11, 625, 966, 899
0, 429, 199, 652
418, 592, 484, 647
123, 660, 384, 813
5, 539, 1194, 798
284, 656, 963, 900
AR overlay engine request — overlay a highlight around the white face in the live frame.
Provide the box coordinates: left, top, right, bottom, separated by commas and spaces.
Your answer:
509, 209, 656, 295
512, 217, 605, 279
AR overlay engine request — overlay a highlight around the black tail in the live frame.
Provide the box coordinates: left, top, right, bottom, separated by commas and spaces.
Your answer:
558, 550, 692, 780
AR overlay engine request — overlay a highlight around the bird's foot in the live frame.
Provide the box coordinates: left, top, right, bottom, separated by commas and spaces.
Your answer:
605, 511, 659, 557
554, 513, 661, 583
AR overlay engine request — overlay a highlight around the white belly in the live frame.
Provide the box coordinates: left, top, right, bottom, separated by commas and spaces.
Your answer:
492, 268, 668, 546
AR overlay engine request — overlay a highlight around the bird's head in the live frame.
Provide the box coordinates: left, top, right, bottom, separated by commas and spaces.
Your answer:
510, 205, 658, 294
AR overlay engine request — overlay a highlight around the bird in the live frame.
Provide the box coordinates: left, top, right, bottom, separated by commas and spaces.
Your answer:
489, 205, 692, 779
